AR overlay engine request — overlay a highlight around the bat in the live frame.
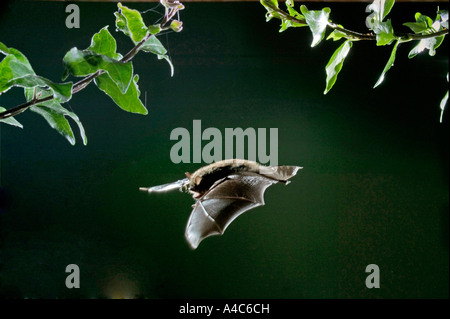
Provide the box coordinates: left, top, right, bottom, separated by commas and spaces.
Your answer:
140, 159, 301, 249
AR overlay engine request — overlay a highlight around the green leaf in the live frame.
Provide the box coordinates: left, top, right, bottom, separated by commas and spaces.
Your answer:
279, 18, 306, 32
113, 1, 177, 75
403, 21, 428, 34
0, 42, 34, 70
170, 20, 183, 33
285, 0, 306, 27
1, 71, 72, 102
31, 105, 76, 145
94, 73, 148, 115
0, 44, 35, 94
286, 0, 298, 16
63, 48, 133, 93
1, 43, 72, 102
88, 26, 122, 60
115, 2, 148, 43
324, 40, 353, 94
375, 20, 396, 46
300, 5, 331, 47
25, 88, 87, 145
415, 12, 434, 29
139, 36, 174, 76
157, 54, 174, 77
408, 35, 445, 58
404, 12, 437, 34
374, 39, 400, 88
9, 75, 72, 102
140, 36, 167, 56
261, 0, 281, 22
438, 10, 448, 29
148, 24, 162, 35
366, 0, 395, 31
326, 27, 347, 41
365, 1, 396, 46
0, 107, 23, 128
406, 12, 446, 58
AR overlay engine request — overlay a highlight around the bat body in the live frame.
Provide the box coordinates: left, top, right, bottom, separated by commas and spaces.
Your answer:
140, 159, 301, 249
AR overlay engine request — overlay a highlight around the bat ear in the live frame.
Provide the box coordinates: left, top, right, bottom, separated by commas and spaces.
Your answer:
185, 172, 192, 179
195, 176, 202, 186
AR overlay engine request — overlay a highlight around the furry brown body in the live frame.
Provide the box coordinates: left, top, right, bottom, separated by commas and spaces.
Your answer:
185, 159, 300, 199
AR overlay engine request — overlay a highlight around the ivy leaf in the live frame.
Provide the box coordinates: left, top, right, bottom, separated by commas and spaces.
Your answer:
0, 42, 34, 70
148, 24, 162, 35
324, 40, 353, 94
0, 56, 34, 92
140, 36, 174, 76
170, 20, 183, 33
326, 27, 347, 41
1, 43, 37, 94
113, 3, 174, 76
404, 13, 446, 58
404, 12, 435, 34
140, 36, 166, 56
407, 19, 445, 58
403, 20, 428, 34
1, 73, 73, 102
25, 88, 87, 145
286, 0, 300, 18
438, 10, 448, 29
374, 39, 400, 88
375, 20, 396, 46
0, 106, 23, 128
261, 0, 283, 22
280, 0, 306, 31
365, 0, 395, 31
114, 2, 148, 43
365, 0, 396, 46
408, 36, 444, 58
94, 73, 147, 115
1, 43, 72, 102
62, 47, 133, 93
300, 5, 331, 47
88, 26, 122, 60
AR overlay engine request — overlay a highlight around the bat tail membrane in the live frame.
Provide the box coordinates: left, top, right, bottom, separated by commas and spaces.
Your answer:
259, 166, 302, 183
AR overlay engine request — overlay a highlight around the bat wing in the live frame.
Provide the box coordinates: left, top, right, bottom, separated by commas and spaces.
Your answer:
184, 174, 278, 249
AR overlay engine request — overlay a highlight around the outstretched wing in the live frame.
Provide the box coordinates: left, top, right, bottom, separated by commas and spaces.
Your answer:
185, 174, 278, 249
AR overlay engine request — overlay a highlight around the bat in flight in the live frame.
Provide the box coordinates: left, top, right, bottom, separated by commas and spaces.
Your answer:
140, 159, 301, 249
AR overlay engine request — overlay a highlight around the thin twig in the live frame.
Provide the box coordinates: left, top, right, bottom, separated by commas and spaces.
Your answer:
0, 95, 54, 119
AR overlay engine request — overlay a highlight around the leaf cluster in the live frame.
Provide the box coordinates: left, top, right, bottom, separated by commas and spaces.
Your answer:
261, 0, 448, 121
0, 1, 184, 144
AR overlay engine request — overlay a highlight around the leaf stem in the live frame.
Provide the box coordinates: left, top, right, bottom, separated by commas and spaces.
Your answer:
328, 22, 376, 41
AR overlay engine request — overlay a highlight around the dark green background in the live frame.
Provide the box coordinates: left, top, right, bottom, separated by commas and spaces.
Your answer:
0, 0, 448, 298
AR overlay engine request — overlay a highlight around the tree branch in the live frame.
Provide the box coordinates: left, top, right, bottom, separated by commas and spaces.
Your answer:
261, 0, 449, 42
0, 2, 182, 121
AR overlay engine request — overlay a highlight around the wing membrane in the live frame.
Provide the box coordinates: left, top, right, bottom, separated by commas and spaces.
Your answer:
185, 175, 277, 249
